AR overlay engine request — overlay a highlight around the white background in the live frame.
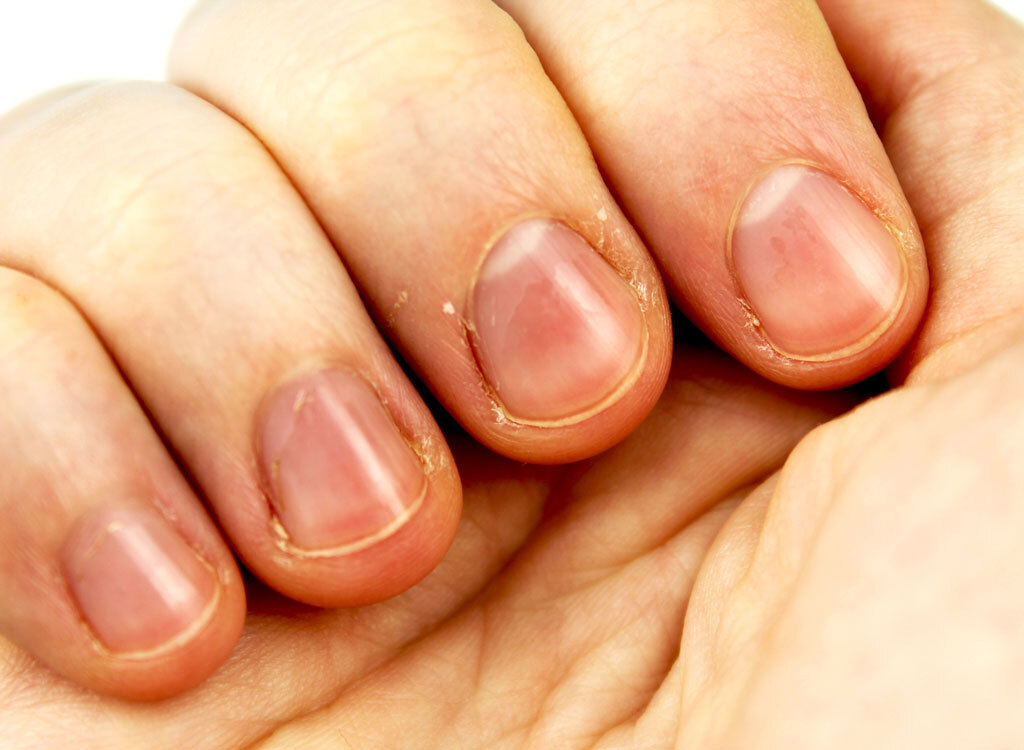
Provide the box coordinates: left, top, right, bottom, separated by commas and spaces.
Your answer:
1, 0, 1023, 114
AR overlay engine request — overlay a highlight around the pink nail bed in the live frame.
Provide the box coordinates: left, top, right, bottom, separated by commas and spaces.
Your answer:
731, 164, 905, 358
471, 219, 644, 422
62, 506, 216, 654
259, 370, 425, 552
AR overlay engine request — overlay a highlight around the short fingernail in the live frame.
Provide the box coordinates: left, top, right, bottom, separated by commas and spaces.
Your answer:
62, 507, 217, 653
731, 164, 906, 359
471, 218, 645, 422
259, 370, 426, 552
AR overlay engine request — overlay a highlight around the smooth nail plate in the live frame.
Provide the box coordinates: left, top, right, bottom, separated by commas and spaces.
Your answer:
259, 370, 425, 552
731, 164, 905, 358
62, 507, 216, 653
472, 219, 644, 421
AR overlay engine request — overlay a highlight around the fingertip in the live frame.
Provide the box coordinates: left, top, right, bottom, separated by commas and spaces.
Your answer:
225, 365, 464, 609
721, 163, 929, 391
26, 509, 247, 702
247, 460, 463, 610
470, 218, 649, 423
465, 234, 674, 464
80, 565, 247, 702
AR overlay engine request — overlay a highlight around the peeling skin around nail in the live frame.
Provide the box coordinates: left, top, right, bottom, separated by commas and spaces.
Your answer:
730, 163, 909, 363
409, 435, 439, 475
464, 216, 655, 428
387, 290, 409, 325
490, 401, 512, 426
630, 275, 651, 313
260, 369, 431, 554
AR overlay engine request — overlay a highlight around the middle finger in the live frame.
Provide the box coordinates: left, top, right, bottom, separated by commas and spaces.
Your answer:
170, 0, 674, 464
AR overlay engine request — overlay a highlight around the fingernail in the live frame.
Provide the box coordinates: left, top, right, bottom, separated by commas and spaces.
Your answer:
258, 370, 426, 552
62, 507, 217, 653
471, 219, 645, 422
731, 164, 905, 358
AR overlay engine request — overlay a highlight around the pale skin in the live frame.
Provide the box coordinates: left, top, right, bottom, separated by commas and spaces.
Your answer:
2, 0, 1024, 747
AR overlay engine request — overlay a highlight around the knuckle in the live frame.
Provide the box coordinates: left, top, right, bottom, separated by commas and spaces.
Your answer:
0, 82, 100, 137
0, 268, 80, 355
312, 6, 529, 127
179, 0, 537, 161
0, 268, 65, 316
0, 80, 286, 275
892, 53, 1024, 175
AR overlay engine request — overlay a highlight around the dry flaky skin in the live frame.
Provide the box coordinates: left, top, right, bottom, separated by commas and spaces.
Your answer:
5, 327, 1024, 750
0, 349, 845, 749
2, 0, 1024, 743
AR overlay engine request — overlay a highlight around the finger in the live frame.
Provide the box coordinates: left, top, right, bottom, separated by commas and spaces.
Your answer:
169, 0, 674, 463
208, 346, 847, 749
815, 0, 1024, 383
493, 0, 929, 389
0, 268, 244, 700
0, 82, 461, 608
0, 440, 556, 748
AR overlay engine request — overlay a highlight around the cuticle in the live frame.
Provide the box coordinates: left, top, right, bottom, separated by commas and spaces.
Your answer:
267, 477, 428, 560
254, 363, 431, 557
62, 501, 227, 659
726, 159, 912, 364
72, 541, 223, 662
465, 213, 652, 428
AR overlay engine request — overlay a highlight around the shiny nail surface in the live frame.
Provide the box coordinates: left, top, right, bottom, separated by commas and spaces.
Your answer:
472, 219, 644, 421
259, 370, 425, 552
731, 165, 905, 358
62, 507, 216, 653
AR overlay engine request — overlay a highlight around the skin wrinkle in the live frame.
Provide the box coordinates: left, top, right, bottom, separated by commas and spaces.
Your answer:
495, 502, 733, 748
705, 452, 838, 746
681, 389, 910, 742
238, 469, 559, 748
0, 87, 255, 321
871, 16, 1016, 116
2, 447, 549, 748
884, 71, 1024, 229
718, 368, 1020, 746
579, 508, 735, 732
1, 0, 1018, 739
536, 1, 821, 135
246, 480, 757, 749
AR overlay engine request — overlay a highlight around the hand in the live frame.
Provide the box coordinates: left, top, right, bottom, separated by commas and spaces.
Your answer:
2, 0, 1023, 745
0, 0, 932, 698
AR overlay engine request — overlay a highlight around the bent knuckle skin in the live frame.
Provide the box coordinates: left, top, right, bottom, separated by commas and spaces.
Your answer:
0, 270, 82, 360
885, 57, 1024, 220
172, 0, 554, 183
0, 81, 305, 284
